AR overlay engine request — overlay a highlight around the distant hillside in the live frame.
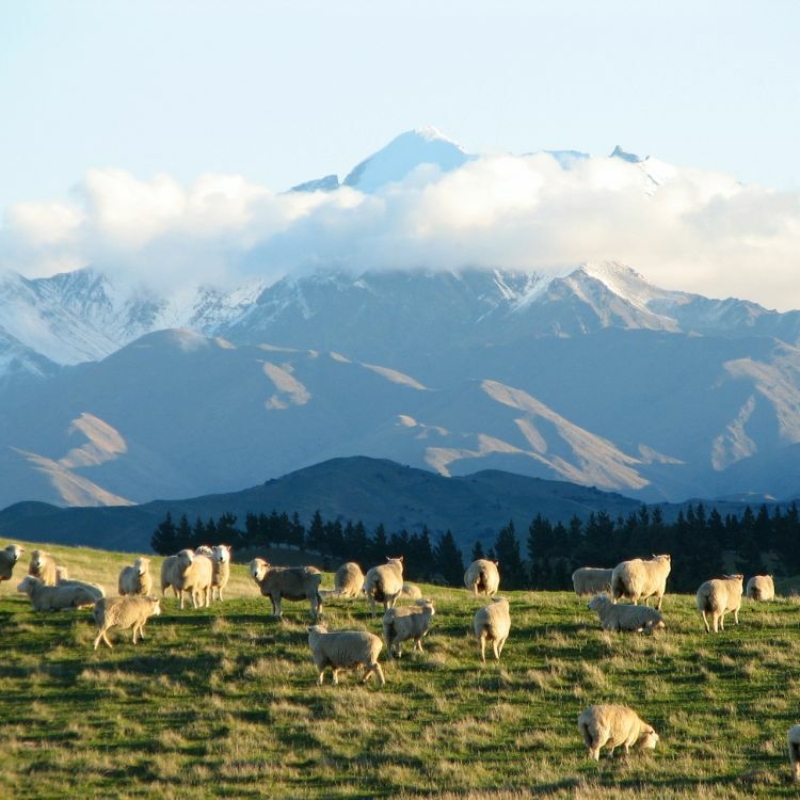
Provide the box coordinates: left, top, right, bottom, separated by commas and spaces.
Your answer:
0, 456, 648, 554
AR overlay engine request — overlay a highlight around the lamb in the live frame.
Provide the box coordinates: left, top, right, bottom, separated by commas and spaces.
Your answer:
696, 574, 744, 633
572, 567, 613, 597
788, 725, 800, 783
307, 623, 385, 686
333, 561, 365, 598
588, 593, 664, 633
363, 557, 404, 616
474, 596, 511, 663
17, 574, 102, 611
611, 554, 671, 609
210, 544, 232, 602
28, 549, 59, 587
250, 558, 323, 619
464, 559, 500, 597
93, 595, 162, 649
0, 544, 24, 583
578, 704, 659, 761
746, 574, 775, 601
382, 599, 435, 658
118, 557, 153, 596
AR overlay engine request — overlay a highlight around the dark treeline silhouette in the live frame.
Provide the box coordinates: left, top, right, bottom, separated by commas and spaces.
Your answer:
152, 501, 800, 592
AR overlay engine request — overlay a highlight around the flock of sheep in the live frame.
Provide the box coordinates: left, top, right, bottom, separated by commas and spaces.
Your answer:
1, 540, 798, 780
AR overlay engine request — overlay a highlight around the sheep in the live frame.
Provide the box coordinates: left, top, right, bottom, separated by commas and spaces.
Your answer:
588, 593, 664, 633
93, 595, 162, 649
382, 599, 435, 658
0, 544, 24, 583
363, 557, 404, 616
611, 554, 671, 609
17, 575, 102, 611
696, 574, 744, 633
160, 554, 180, 597
578, 704, 659, 761
28, 549, 58, 587
399, 583, 422, 600
474, 596, 511, 663
118, 557, 153, 596
788, 725, 800, 783
307, 623, 385, 686
746, 574, 775, 601
174, 549, 214, 610
210, 544, 232, 602
194, 545, 214, 557
572, 567, 613, 597
250, 558, 323, 619
464, 559, 500, 597
333, 561, 365, 598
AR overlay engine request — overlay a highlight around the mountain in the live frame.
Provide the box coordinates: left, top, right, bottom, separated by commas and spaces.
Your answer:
2, 128, 800, 511
0, 456, 646, 553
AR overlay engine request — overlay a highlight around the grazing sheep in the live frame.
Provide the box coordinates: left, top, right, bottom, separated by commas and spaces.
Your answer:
464, 559, 500, 597
28, 549, 58, 587
93, 595, 162, 649
399, 583, 422, 600
334, 562, 365, 598
383, 599, 435, 658
611, 554, 671, 609
307, 623, 385, 686
0, 544, 24, 583
588, 593, 664, 632
17, 575, 102, 611
363, 557, 404, 617
578, 704, 659, 761
118, 557, 153, 596
696, 574, 744, 633
210, 544, 232, 602
572, 567, 613, 597
788, 725, 800, 783
250, 558, 323, 619
474, 597, 511, 663
746, 574, 775, 601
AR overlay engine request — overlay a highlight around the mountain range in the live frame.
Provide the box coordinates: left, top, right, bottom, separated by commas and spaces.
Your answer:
2, 128, 800, 520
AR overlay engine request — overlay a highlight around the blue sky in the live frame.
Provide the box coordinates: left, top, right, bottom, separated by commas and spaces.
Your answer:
2, 1, 799, 309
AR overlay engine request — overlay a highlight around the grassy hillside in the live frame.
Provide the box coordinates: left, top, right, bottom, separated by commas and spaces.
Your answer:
2, 540, 800, 798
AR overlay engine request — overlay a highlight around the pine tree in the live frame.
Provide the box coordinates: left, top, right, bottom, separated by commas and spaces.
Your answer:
493, 521, 526, 590
433, 530, 464, 586
151, 512, 178, 555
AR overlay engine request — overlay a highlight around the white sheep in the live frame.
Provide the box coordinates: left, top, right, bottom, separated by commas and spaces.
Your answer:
28, 549, 59, 586
474, 596, 511, 663
307, 623, 385, 686
118, 557, 153, 596
250, 558, 323, 619
210, 544, 232, 602
382, 599, 435, 658
93, 595, 162, 649
175, 549, 214, 610
588, 593, 664, 633
160, 554, 180, 597
363, 557, 404, 616
0, 544, 24, 583
696, 574, 744, 633
17, 574, 102, 611
788, 725, 800, 783
578, 704, 659, 760
572, 567, 613, 597
399, 583, 422, 600
464, 559, 500, 597
611, 554, 671, 609
333, 562, 365, 598
746, 574, 775, 601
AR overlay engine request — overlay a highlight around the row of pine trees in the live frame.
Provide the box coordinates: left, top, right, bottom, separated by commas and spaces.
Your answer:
151, 501, 799, 593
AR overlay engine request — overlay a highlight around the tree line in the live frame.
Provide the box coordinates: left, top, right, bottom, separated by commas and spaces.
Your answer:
151, 501, 800, 593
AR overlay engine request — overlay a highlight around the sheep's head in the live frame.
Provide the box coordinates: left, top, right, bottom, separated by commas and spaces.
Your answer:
5, 544, 23, 562
213, 545, 231, 563
134, 557, 149, 575
638, 727, 659, 751
588, 594, 610, 612
176, 549, 195, 567
30, 550, 48, 570
250, 558, 269, 582
149, 598, 162, 616
17, 575, 38, 594
416, 598, 435, 615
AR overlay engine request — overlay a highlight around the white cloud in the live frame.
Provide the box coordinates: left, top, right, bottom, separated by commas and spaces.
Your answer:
2, 153, 800, 311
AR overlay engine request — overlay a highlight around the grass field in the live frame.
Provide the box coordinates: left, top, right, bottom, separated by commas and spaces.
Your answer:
2, 541, 800, 798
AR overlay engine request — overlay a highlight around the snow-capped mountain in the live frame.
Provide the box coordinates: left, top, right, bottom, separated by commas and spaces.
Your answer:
2, 128, 800, 511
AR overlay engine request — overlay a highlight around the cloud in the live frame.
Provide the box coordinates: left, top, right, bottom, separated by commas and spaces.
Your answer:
2, 153, 800, 310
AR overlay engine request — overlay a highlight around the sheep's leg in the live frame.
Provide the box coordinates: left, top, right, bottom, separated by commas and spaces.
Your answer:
479, 634, 487, 663
331, 669, 339, 686
373, 662, 386, 686
492, 639, 500, 661
701, 610, 710, 633
93, 630, 105, 650
317, 670, 325, 686
733, 607, 739, 625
